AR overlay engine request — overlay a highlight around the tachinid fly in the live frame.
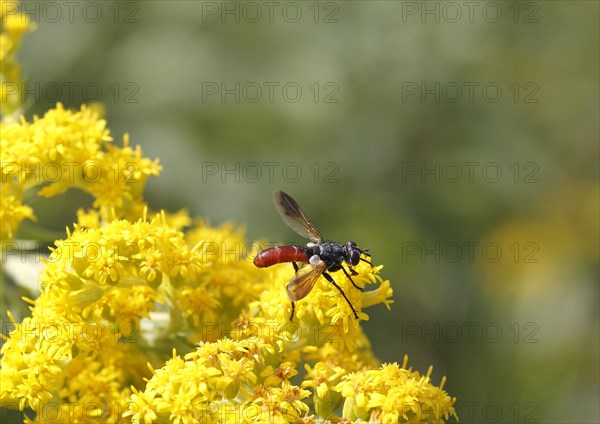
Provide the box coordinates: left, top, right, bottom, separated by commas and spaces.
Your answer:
253, 190, 372, 320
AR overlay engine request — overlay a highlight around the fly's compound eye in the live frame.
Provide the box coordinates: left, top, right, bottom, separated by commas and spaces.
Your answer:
349, 249, 360, 266
345, 242, 360, 266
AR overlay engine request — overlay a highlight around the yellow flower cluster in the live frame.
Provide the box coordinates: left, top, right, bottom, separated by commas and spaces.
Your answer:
121, 239, 396, 423
1, 211, 200, 418
126, 341, 310, 424
0, 203, 401, 422
336, 357, 457, 423
1, 16, 457, 424
1, 103, 161, 238
0, 0, 36, 120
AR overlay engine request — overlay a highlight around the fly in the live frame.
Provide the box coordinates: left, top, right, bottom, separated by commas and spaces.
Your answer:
253, 190, 372, 320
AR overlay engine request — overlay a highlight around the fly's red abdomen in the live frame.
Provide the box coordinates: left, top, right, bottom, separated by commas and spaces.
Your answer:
253, 246, 309, 268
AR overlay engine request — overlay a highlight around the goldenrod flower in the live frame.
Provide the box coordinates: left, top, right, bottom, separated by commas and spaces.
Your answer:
260, 361, 298, 386
120, 249, 398, 422
336, 357, 457, 423
301, 329, 378, 419
0, 211, 209, 418
1, 103, 161, 239
0, 181, 35, 237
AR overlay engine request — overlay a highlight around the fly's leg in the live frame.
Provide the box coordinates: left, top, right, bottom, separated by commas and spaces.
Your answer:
288, 263, 299, 321
341, 266, 363, 291
322, 272, 359, 319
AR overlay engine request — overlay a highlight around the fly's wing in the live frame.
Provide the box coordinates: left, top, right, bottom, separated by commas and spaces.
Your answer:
273, 190, 323, 243
286, 261, 326, 302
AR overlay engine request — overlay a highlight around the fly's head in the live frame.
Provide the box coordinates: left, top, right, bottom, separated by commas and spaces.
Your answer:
343, 241, 362, 266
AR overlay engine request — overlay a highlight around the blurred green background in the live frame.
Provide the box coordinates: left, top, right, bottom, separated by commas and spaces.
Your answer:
5, 1, 600, 422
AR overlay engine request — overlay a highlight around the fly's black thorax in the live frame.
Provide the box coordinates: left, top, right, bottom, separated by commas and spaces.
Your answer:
302, 241, 346, 270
